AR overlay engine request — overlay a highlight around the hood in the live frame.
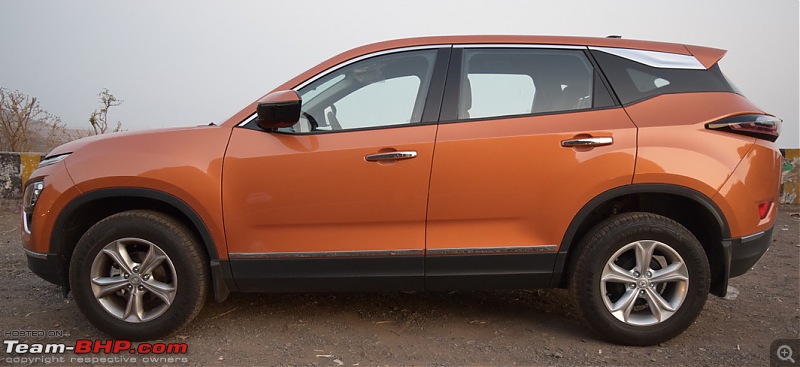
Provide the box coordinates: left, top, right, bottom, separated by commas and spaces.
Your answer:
46, 125, 220, 158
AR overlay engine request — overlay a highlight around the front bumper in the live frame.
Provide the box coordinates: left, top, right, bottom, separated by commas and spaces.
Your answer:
24, 249, 67, 287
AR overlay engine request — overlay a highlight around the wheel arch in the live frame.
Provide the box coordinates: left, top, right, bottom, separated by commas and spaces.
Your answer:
49, 188, 233, 297
53, 188, 218, 258
552, 184, 731, 296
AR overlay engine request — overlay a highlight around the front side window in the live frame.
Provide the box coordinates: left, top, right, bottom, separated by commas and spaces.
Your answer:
284, 49, 437, 133
458, 48, 598, 120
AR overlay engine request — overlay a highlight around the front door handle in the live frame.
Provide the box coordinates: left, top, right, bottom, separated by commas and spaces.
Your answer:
365, 151, 418, 162
560, 137, 613, 148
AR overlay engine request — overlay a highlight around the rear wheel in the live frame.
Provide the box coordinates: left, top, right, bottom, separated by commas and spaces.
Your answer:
569, 212, 710, 345
69, 210, 208, 341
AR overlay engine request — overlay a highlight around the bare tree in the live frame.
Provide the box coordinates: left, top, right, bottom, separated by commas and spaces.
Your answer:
0, 87, 64, 152
43, 116, 69, 151
89, 88, 123, 135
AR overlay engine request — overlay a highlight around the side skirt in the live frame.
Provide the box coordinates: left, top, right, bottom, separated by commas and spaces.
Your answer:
425, 251, 557, 290
230, 254, 425, 292
226, 249, 557, 292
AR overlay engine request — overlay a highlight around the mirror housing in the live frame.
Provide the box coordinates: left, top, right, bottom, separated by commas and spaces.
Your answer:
256, 90, 301, 130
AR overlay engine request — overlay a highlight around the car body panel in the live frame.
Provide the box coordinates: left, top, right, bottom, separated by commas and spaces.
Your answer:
222, 125, 437, 255
426, 108, 637, 252
713, 140, 782, 237
625, 92, 779, 237
52, 126, 233, 258
21, 160, 82, 254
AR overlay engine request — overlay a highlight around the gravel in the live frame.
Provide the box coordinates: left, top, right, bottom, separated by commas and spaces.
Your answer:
1, 204, 798, 366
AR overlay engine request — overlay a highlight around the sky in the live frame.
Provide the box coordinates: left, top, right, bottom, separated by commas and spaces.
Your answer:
0, 0, 798, 148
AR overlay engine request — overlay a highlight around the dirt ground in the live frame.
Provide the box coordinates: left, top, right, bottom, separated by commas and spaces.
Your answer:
1, 203, 798, 366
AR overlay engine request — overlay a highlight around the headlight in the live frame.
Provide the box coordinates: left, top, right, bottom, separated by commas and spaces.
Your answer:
22, 180, 44, 233
23, 180, 44, 213
37, 153, 70, 168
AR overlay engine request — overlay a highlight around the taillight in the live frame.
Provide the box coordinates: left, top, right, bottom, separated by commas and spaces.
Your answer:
705, 114, 781, 142
757, 201, 771, 219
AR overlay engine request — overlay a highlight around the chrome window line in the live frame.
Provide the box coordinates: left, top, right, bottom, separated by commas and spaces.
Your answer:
237, 44, 447, 127
452, 44, 587, 50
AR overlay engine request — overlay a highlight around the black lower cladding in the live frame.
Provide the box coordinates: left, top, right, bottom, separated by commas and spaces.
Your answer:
231, 256, 425, 292
425, 253, 557, 290
26, 252, 66, 286
229, 252, 557, 292
726, 226, 774, 278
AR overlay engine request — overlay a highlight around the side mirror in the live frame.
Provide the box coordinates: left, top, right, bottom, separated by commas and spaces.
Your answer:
256, 90, 301, 130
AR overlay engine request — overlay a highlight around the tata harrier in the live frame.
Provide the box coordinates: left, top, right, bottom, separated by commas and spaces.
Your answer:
21, 35, 782, 345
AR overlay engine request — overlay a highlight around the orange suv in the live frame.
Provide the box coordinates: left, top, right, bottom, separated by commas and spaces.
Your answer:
21, 36, 782, 345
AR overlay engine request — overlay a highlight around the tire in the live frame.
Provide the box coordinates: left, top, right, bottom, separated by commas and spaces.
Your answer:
69, 210, 208, 341
569, 212, 710, 346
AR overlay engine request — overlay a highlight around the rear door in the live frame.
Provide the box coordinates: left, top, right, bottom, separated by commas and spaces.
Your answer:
425, 46, 637, 289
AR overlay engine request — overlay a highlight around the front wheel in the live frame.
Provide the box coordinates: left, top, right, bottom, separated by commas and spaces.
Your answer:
69, 210, 208, 341
569, 212, 710, 345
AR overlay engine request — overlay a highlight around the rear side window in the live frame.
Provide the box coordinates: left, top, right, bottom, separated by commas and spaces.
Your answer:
465, 73, 536, 119
591, 50, 738, 105
457, 48, 615, 120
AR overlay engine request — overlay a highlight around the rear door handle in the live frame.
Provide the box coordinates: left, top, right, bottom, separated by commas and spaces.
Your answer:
560, 137, 613, 147
365, 151, 418, 162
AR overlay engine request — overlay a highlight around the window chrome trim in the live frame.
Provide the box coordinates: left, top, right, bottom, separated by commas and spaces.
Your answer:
229, 249, 423, 260
237, 44, 448, 127
426, 245, 557, 256
293, 45, 446, 90
589, 46, 706, 70
453, 44, 587, 50
238, 113, 257, 127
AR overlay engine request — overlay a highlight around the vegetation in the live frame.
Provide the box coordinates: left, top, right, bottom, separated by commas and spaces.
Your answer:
88, 88, 123, 135
0, 87, 124, 152
0, 87, 67, 152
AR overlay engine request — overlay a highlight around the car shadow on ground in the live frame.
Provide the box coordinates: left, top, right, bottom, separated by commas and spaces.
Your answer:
191, 288, 592, 339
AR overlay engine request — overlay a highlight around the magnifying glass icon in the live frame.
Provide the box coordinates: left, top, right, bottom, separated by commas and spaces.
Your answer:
778, 345, 796, 363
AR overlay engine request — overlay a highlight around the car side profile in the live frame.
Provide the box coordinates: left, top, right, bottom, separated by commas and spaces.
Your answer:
21, 35, 781, 345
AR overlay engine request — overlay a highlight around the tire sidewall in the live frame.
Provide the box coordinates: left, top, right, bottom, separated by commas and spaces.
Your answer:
69, 212, 205, 341
572, 214, 710, 345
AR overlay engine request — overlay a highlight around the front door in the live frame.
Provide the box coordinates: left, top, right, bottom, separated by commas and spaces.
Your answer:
223, 48, 448, 291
